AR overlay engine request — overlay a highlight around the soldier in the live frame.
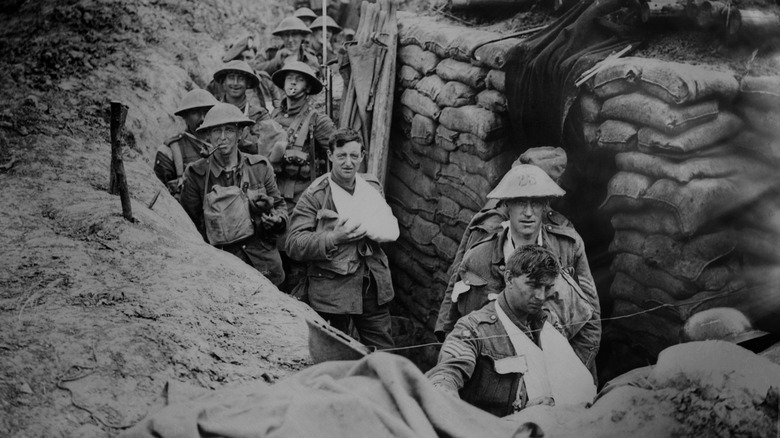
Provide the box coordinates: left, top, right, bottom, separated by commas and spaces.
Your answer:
217, 36, 283, 112
293, 7, 318, 27
255, 16, 319, 77
180, 103, 287, 286
435, 163, 602, 382
308, 15, 342, 66
426, 245, 596, 416
270, 61, 336, 211
285, 128, 399, 349
154, 89, 219, 199
212, 60, 285, 155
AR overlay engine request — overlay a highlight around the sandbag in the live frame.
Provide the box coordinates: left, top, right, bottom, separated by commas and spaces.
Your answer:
438, 164, 488, 210
415, 74, 446, 102
610, 230, 737, 282
600, 171, 654, 212
737, 103, 780, 138
385, 245, 433, 287
398, 104, 415, 124
579, 93, 602, 123
410, 114, 436, 145
590, 78, 635, 100
611, 210, 686, 238
485, 69, 506, 93
610, 299, 682, 349
611, 253, 740, 300
437, 81, 476, 108
439, 105, 506, 140
435, 125, 460, 152
435, 196, 461, 226
390, 203, 415, 229
435, 58, 488, 90
615, 150, 766, 183
450, 149, 514, 185
736, 227, 780, 263
398, 16, 502, 63
432, 233, 459, 261
406, 138, 450, 164
737, 191, 780, 234
441, 221, 467, 245
400, 227, 439, 258
419, 159, 441, 181
458, 207, 476, 227
610, 272, 747, 323
643, 175, 776, 235
398, 44, 441, 76
400, 88, 442, 120
456, 133, 511, 161
731, 130, 780, 165
636, 111, 743, 154
397, 233, 442, 270
475, 89, 507, 113
601, 93, 719, 135
473, 38, 519, 69
388, 155, 438, 200
590, 57, 739, 105
399, 65, 422, 89
386, 174, 437, 221
739, 75, 780, 110
596, 120, 638, 152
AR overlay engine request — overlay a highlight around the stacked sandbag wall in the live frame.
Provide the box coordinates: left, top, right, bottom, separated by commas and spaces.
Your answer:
385, 15, 520, 360
575, 57, 780, 373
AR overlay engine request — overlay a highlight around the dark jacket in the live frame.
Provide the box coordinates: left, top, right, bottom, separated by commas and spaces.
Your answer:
427, 299, 551, 417
154, 131, 209, 193
284, 174, 394, 314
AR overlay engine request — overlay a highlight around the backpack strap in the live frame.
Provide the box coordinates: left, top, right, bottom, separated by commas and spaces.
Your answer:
170, 141, 184, 178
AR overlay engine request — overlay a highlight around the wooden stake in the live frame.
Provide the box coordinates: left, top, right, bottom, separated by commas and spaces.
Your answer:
109, 101, 133, 222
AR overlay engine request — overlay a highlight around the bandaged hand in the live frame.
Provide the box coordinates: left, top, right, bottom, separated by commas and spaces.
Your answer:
247, 190, 274, 213
331, 216, 367, 245
260, 211, 282, 229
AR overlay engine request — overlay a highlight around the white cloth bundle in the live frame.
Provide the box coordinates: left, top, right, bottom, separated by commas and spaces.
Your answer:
329, 174, 400, 243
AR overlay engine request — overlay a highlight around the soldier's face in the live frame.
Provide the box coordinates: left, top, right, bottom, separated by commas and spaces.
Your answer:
209, 124, 239, 156
506, 198, 546, 240
284, 72, 310, 98
328, 141, 363, 183
504, 273, 553, 316
224, 73, 248, 99
280, 32, 305, 51
182, 108, 209, 133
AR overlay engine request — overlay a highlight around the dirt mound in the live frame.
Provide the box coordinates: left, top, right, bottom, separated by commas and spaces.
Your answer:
0, 1, 317, 437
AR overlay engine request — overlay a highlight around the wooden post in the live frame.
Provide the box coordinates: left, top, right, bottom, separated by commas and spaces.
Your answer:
109, 101, 133, 222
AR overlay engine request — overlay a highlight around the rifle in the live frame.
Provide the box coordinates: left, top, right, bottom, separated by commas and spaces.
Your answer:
321, 0, 333, 173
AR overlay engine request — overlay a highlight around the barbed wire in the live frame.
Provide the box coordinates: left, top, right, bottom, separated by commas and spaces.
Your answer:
377, 288, 738, 353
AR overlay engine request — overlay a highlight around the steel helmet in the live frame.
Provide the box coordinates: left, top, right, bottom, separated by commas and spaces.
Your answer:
293, 7, 318, 21
309, 15, 342, 33
682, 307, 770, 345
487, 164, 566, 200
222, 35, 255, 63
272, 16, 312, 36
213, 60, 260, 89
271, 60, 323, 95
196, 103, 254, 133
174, 89, 219, 117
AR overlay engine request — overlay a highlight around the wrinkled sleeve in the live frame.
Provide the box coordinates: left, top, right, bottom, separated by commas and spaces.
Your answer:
426, 318, 479, 395
571, 233, 601, 382
284, 190, 338, 262
362, 181, 399, 244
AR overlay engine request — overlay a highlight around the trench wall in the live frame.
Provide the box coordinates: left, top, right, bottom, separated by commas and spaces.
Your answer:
385, 16, 518, 362
385, 15, 780, 372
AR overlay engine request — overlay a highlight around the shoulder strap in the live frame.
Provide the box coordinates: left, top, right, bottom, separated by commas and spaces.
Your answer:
171, 141, 184, 177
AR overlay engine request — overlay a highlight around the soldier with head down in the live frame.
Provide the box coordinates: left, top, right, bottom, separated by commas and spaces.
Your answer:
180, 103, 287, 286
154, 89, 219, 199
255, 16, 320, 77
435, 157, 602, 382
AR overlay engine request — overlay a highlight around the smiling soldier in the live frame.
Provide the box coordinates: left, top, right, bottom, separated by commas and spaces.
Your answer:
180, 103, 287, 286
285, 128, 399, 349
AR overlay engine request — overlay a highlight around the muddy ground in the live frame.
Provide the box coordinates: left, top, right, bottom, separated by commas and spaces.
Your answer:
0, 1, 319, 436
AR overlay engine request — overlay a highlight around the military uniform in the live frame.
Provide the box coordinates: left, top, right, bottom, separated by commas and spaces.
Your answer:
271, 95, 336, 211
181, 152, 287, 286
154, 131, 210, 197
427, 299, 552, 417
285, 173, 395, 349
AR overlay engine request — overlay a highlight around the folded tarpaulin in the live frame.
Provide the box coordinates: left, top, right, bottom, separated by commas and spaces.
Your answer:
122, 352, 526, 438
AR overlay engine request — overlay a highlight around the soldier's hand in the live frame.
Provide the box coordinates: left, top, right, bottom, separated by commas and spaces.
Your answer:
275, 48, 292, 63
332, 217, 367, 244
260, 211, 282, 229
166, 177, 182, 195
247, 190, 273, 213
